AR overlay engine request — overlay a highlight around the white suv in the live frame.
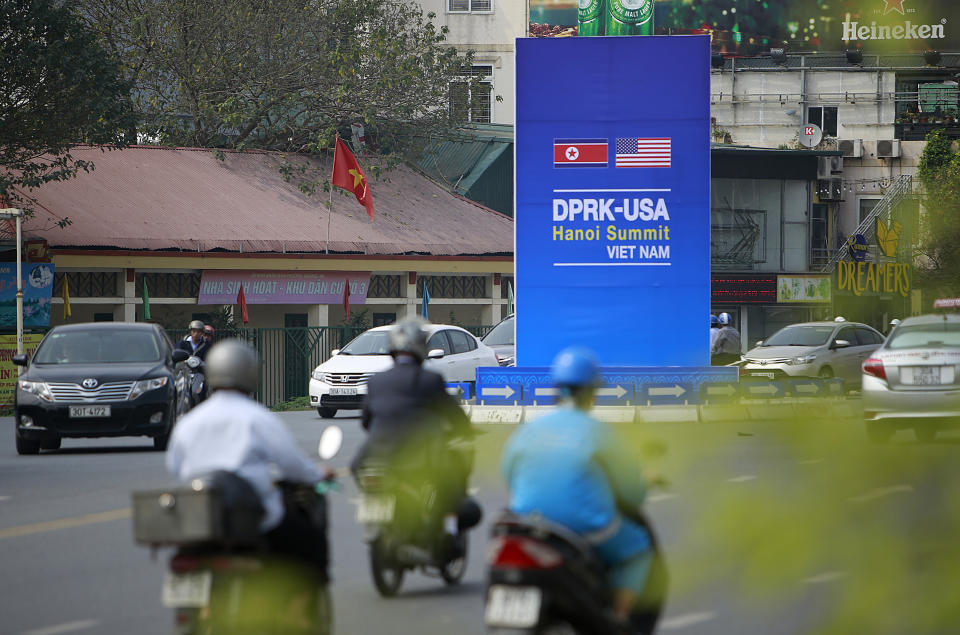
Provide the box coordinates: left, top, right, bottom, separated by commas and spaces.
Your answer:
308, 324, 499, 418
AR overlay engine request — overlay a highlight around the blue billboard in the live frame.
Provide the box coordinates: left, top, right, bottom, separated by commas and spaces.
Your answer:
0, 263, 55, 328
515, 35, 710, 367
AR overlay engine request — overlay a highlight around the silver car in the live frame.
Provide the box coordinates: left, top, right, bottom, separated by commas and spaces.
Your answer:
741, 321, 884, 388
862, 313, 960, 443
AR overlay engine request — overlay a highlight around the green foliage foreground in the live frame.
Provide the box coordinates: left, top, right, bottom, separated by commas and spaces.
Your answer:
471, 414, 960, 634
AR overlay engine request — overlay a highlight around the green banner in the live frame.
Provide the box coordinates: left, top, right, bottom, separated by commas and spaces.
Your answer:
529, 1, 960, 54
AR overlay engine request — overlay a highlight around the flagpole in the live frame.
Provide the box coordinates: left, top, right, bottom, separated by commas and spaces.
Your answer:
327, 135, 337, 255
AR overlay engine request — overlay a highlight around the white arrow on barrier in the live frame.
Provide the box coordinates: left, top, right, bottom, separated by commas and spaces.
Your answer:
794, 383, 820, 394
533, 387, 559, 397
749, 384, 779, 396
705, 384, 736, 396
596, 385, 628, 399
481, 385, 516, 399
649, 385, 686, 398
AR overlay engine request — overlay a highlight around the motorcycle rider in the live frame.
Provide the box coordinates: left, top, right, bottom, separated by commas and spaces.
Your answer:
166, 339, 331, 580
709, 314, 721, 354
203, 324, 215, 344
501, 346, 663, 626
176, 320, 210, 360
351, 318, 475, 558
711, 312, 741, 366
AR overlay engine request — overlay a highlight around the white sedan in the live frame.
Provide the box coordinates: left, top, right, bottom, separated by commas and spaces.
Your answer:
308, 323, 500, 418
862, 313, 960, 443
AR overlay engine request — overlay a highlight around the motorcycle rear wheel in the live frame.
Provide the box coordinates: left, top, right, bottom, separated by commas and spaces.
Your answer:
370, 539, 405, 597
440, 534, 468, 585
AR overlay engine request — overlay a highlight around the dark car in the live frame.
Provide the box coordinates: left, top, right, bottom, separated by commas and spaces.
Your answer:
481, 314, 515, 366
13, 322, 190, 454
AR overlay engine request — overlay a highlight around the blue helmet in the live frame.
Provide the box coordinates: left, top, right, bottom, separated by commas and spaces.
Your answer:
551, 346, 600, 388
718, 312, 733, 326
710, 314, 719, 326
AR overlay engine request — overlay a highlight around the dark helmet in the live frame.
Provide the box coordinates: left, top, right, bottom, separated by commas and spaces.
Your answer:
710, 314, 719, 326
203, 325, 215, 335
206, 339, 258, 393
551, 346, 600, 388
388, 318, 429, 361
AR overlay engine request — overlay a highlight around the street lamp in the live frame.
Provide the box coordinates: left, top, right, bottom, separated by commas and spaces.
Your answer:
0, 208, 24, 364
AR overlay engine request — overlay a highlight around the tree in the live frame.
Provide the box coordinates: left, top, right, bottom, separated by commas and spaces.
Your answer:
75, 0, 482, 161
0, 0, 135, 209
915, 129, 960, 303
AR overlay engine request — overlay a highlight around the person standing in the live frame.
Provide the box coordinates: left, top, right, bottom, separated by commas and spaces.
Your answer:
709, 315, 721, 355
711, 312, 741, 366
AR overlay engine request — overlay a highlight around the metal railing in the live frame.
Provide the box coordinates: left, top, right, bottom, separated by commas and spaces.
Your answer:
821, 174, 914, 272
169, 324, 496, 407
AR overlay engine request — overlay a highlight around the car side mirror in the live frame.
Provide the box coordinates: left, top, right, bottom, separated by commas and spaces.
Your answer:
12, 354, 28, 367
330, 349, 340, 357
171, 349, 189, 363
427, 348, 445, 359
831, 339, 851, 349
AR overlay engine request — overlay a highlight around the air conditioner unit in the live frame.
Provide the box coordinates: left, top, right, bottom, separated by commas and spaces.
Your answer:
817, 155, 843, 179
817, 178, 844, 202
838, 139, 863, 158
877, 139, 902, 158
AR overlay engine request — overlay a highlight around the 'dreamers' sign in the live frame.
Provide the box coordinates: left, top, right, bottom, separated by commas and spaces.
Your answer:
515, 36, 711, 367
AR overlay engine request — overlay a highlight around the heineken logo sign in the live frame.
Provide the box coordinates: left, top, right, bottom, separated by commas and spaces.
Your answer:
843, 19, 946, 41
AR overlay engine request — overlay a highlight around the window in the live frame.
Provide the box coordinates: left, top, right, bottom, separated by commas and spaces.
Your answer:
450, 66, 493, 124
858, 198, 881, 226
447, 329, 476, 354
855, 327, 882, 346
807, 106, 838, 137
448, 0, 492, 12
93, 313, 114, 322
426, 332, 451, 355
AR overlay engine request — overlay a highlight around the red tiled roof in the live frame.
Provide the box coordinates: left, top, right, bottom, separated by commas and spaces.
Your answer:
18, 146, 513, 256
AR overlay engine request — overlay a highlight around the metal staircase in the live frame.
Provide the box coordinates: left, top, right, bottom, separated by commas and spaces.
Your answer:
821, 174, 914, 272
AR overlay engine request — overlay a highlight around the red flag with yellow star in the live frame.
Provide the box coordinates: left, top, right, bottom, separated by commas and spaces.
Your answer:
332, 136, 374, 221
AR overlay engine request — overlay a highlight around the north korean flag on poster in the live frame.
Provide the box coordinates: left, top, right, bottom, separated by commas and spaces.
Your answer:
553, 138, 608, 168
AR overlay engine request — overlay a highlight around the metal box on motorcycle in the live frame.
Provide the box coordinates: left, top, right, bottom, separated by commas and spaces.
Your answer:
132, 486, 261, 546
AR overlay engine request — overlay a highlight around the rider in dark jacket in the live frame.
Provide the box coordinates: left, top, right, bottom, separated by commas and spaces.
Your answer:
351, 318, 475, 554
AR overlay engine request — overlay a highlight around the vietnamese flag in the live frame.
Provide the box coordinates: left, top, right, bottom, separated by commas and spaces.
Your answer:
237, 284, 250, 324
332, 136, 374, 221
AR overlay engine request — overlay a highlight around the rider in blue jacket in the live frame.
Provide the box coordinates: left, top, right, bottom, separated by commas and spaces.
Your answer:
501, 346, 655, 625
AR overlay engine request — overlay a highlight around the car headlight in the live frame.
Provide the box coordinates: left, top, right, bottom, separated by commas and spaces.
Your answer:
19, 380, 53, 401
789, 355, 817, 366
130, 377, 168, 400
311, 369, 325, 381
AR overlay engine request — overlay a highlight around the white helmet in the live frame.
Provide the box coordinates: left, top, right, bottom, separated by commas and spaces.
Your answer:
718, 312, 733, 326
834, 316, 846, 322
889, 318, 901, 327
189, 320, 205, 331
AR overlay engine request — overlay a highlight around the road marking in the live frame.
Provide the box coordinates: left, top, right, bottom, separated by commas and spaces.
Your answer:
0, 508, 131, 541
646, 493, 676, 503
727, 475, 756, 483
21, 619, 100, 635
849, 484, 914, 503
659, 611, 716, 629
0, 495, 11, 502
803, 571, 847, 585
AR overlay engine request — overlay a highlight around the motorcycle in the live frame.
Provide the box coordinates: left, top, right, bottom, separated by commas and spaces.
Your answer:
483, 511, 668, 635
185, 355, 207, 407
132, 426, 344, 635
354, 433, 481, 597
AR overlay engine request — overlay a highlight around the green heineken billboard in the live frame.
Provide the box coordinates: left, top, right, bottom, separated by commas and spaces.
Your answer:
529, 0, 960, 55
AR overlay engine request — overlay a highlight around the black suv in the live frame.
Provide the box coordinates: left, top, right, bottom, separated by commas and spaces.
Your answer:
13, 322, 190, 454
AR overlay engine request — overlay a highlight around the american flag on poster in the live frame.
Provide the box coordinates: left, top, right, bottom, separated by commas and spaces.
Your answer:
615, 137, 671, 168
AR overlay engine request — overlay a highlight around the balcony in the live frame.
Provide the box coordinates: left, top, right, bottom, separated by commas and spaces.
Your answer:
895, 122, 960, 141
